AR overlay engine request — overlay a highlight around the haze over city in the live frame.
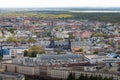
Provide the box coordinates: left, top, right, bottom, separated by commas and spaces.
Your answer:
0, 0, 120, 8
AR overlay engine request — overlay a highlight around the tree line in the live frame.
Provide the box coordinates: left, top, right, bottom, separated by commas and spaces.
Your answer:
67, 73, 114, 80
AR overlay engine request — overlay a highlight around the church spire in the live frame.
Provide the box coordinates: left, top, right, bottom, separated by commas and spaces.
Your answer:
49, 19, 55, 48
68, 37, 71, 51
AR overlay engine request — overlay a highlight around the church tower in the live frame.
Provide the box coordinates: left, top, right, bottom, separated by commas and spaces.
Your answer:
68, 38, 71, 51
49, 36, 55, 48
49, 19, 55, 48
50, 19, 54, 36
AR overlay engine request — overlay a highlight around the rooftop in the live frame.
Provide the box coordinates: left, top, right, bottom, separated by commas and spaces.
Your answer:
0, 72, 24, 80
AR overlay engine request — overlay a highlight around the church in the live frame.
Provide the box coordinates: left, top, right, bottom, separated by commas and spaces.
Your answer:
47, 37, 71, 51
46, 19, 71, 51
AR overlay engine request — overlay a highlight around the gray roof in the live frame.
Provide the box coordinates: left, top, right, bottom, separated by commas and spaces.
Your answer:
37, 54, 82, 61
71, 42, 93, 47
15, 46, 29, 49
55, 42, 69, 45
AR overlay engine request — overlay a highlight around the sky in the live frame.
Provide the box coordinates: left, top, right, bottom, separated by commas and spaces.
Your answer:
0, 0, 120, 8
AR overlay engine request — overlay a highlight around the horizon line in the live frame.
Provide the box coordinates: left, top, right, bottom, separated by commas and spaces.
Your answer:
1, 7, 120, 9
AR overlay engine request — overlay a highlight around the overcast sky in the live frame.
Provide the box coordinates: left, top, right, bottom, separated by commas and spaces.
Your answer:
0, 0, 120, 8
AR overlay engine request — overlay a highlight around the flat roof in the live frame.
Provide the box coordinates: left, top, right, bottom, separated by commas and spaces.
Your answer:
0, 72, 24, 80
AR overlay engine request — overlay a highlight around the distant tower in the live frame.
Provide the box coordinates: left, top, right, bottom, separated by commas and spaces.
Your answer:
49, 19, 55, 48
50, 19, 54, 36
68, 38, 71, 51
49, 36, 55, 48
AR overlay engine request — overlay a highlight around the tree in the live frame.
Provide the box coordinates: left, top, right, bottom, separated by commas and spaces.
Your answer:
118, 46, 120, 50
67, 73, 75, 80
20, 38, 26, 43
103, 77, 109, 80
8, 28, 15, 34
68, 32, 75, 39
25, 76, 30, 80
93, 50, 99, 55
78, 48, 85, 61
89, 75, 94, 80
69, 35, 75, 39
0, 56, 2, 60
54, 37, 63, 41
7, 37, 17, 43
109, 77, 113, 80
77, 74, 111, 80
28, 37, 36, 43
28, 46, 45, 57
57, 49, 63, 55
78, 73, 84, 80
24, 50, 28, 57
46, 31, 51, 37
92, 33, 108, 38
79, 48, 84, 52
84, 74, 88, 80
98, 75, 103, 80
94, 75, 98, 80
31, 51, 37, 57
117, 67, 120, 71
55, 27, 59, 31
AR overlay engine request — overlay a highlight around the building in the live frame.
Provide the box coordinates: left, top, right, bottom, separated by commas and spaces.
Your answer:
12, 54, 83, 66
47, 67, 120, 80
107, 53, 120, 58
2, 63, 48, 78
0, 72, 24, 80
47, 68, 69, 79
54, 32, 69, 38
85, 55, 120, 63
48, 37, 71, 51
0, 46, 28, 59
1, 63, 120, 80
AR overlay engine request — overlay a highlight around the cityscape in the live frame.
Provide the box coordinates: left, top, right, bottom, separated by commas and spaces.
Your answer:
0, 8, 120, 80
